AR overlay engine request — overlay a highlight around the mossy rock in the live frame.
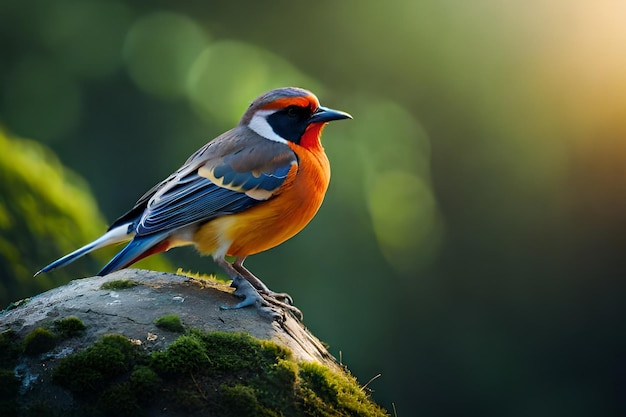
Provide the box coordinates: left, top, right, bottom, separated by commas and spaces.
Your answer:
23, 327, 58, 356
0, 328, 386, 416
53, 334, 147, 396
0, 271, 388, 416
50, 331, 386, 417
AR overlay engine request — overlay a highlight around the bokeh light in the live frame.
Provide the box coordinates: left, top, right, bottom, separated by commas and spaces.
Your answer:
367, 170, 442, 273
336, 97, 442, 272
123, 11, 209, 99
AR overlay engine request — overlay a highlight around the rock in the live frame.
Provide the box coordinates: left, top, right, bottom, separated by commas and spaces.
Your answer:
3, 269, 335, 366
0, 269, 387, 417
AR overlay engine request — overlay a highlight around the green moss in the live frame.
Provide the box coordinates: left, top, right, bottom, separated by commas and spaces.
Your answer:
129, 366, 161, 395
195, 330, 291, 372
100, 279, 137, 290
17, 317, 86, 360
149, 330, 386, 416
53, 316, 86, 338
52, 334, 147, 396
48, 330, 386, 416
258, 358, 298, 411
23, 327, 57, 356
176, 268, 224, 282
170, 386, 206, 412
0, 329, 20, 368
150, 331, 295, 414
151, 334, 211, 375
53, 339, 160, 416
154, 314, 184, 333
0, 330, 20, 417
98, 382, 143, 417
298, 362, 387, 416
219, 384, 279, 417
96, 367, 160, 417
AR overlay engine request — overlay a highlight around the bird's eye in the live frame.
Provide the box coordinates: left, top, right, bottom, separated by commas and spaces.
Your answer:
286, 106, 306, 119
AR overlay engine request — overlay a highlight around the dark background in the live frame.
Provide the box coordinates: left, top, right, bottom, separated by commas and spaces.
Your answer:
2, 1, 626, 415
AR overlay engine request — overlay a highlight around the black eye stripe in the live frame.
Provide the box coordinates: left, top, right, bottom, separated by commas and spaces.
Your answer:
266, 105, 312, 144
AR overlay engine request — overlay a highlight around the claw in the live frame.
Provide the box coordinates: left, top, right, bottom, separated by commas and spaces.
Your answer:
259, 292, 303, 321
216, 257, 303, 322
260, 290, 293, 305
220, 276, 292, 322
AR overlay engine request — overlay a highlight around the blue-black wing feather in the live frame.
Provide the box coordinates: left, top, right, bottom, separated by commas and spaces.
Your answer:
136, 172, 257, 235
135, 158, 294, 236
108, 131, 297, 237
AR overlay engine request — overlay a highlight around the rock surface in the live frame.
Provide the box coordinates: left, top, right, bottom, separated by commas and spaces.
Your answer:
1, 269, 336, 366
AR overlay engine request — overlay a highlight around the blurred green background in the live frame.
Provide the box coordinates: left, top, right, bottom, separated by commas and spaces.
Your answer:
2, 0, 626, 415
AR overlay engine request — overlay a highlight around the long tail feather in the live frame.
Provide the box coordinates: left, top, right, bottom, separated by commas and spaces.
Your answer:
35, 224, 132, 276
97, 234, 168, 276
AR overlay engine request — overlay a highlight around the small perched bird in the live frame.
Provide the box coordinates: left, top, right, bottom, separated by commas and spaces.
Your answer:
36, 87, 351, 321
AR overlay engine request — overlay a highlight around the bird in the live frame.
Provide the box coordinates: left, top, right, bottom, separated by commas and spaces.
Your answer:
36, 87, 352, 321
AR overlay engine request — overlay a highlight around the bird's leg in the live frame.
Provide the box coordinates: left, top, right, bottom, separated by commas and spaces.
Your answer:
216, 257, 302, 322
232, 257, 302, 321
215, 257, 282, 321
232, 257, 294, 304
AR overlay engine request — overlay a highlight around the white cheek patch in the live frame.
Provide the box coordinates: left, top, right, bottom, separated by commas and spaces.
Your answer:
248, 110, 288, 144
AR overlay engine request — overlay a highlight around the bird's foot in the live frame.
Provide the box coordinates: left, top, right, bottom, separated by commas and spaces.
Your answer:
220, 276, 303, 322
259, 289, 294, 306
258, 291, 303, 322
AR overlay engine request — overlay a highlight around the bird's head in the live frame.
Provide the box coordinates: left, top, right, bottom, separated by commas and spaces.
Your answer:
241, 87, 352, 149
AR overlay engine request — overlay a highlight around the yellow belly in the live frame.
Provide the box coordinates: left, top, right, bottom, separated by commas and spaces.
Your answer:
193, 145, 330, 258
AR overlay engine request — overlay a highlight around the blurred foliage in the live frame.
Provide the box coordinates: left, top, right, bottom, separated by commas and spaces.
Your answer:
0, 129, 106, 300
1, 0, 626, 416
0, 130, 169, 304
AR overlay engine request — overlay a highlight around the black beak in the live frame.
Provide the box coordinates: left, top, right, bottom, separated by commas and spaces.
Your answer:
309, 106, 353, 124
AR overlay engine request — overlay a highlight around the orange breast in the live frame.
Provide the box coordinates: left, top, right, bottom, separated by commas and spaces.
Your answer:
193, 141, 330, 258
